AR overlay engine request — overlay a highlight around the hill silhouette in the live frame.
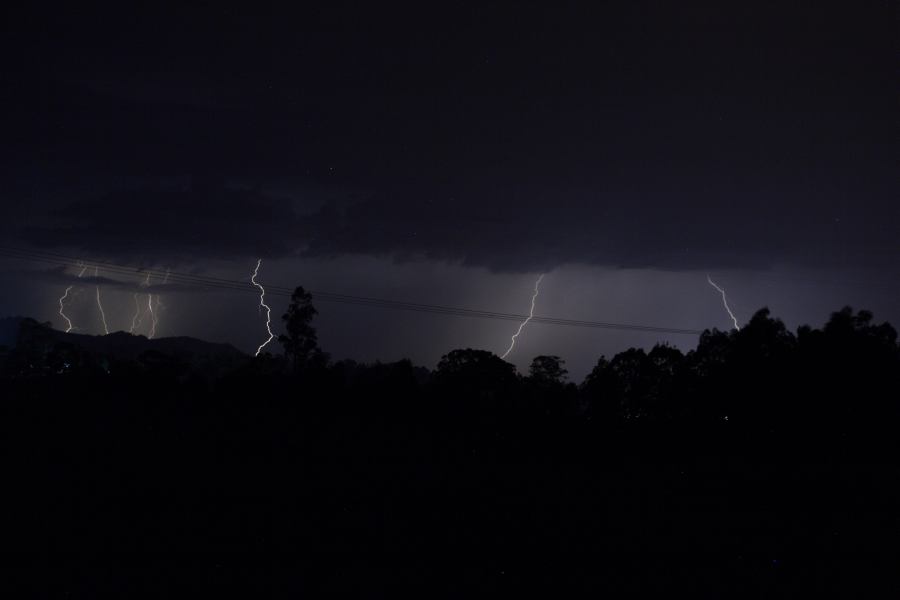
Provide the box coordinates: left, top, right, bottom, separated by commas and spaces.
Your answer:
1, 316, 247, 378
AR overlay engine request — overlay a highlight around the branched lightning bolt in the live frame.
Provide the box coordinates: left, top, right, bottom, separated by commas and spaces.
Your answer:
707, 274, 740, 331
94, 266, 109, 335
58, 286, 74, 332
251, 258, 274, 356
500, 273, 544, 360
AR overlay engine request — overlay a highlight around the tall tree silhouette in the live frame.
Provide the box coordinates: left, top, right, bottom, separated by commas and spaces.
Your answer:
278, 286, 323, 371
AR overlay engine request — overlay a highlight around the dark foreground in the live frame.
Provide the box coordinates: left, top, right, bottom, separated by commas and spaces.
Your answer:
1, 308, 898, 596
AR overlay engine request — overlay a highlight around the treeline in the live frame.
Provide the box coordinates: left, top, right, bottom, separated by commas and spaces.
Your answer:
1, 304, 898, 595
3, 303, 897, 435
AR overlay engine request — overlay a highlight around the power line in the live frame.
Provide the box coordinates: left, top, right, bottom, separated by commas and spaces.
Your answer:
0, 245, 705, 334
0, 245, 705, 335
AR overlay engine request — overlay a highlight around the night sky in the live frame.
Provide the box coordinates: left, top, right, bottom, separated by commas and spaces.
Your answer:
1, 2, 896, 380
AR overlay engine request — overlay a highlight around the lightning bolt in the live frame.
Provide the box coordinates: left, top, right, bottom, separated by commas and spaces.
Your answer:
94, 266, 109, 335
251, 258, 274, 356
500, 273, 545, 360
147, 292, 158, 339
707, 274, 740, 331
131, 272, 154, 336
152, 268, 170, 338
58, 285, 74, 332
58, 262, 89, 332
129, 292, 142, 333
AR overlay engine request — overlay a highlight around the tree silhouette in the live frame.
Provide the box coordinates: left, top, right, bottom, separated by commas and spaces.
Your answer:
278, 286, 324, 371
528, 355, 568, 386
526, 355, 578, 417
609, 348, 650, 419
581, 356, 621, 421
433, 348, 518, 408
644, 344, 685, 420
434, 349, 516, 385
800, 306, 900, 429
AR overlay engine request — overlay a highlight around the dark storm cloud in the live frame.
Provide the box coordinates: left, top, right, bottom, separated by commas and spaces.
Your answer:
14, 172, 897, 273
298, 181, 898, 273
2, 2, 896, 273
15, 265, 122, 288
10, 264, 207, 295
20, 181, 303, 262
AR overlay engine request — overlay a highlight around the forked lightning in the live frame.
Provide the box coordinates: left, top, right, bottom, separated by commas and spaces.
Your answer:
707, 274, 740, 331
251, 259, 275, 356
501, 274, 545, 359
94, 266, 109, 335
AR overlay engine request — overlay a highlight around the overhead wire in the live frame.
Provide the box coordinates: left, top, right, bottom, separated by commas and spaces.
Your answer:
0, 245, 705, 335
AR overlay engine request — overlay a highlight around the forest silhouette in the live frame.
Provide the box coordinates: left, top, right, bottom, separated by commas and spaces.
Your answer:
1, 291, 898, 596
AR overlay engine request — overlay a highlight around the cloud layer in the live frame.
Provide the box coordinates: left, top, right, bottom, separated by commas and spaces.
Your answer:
15, 176, 896, 275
